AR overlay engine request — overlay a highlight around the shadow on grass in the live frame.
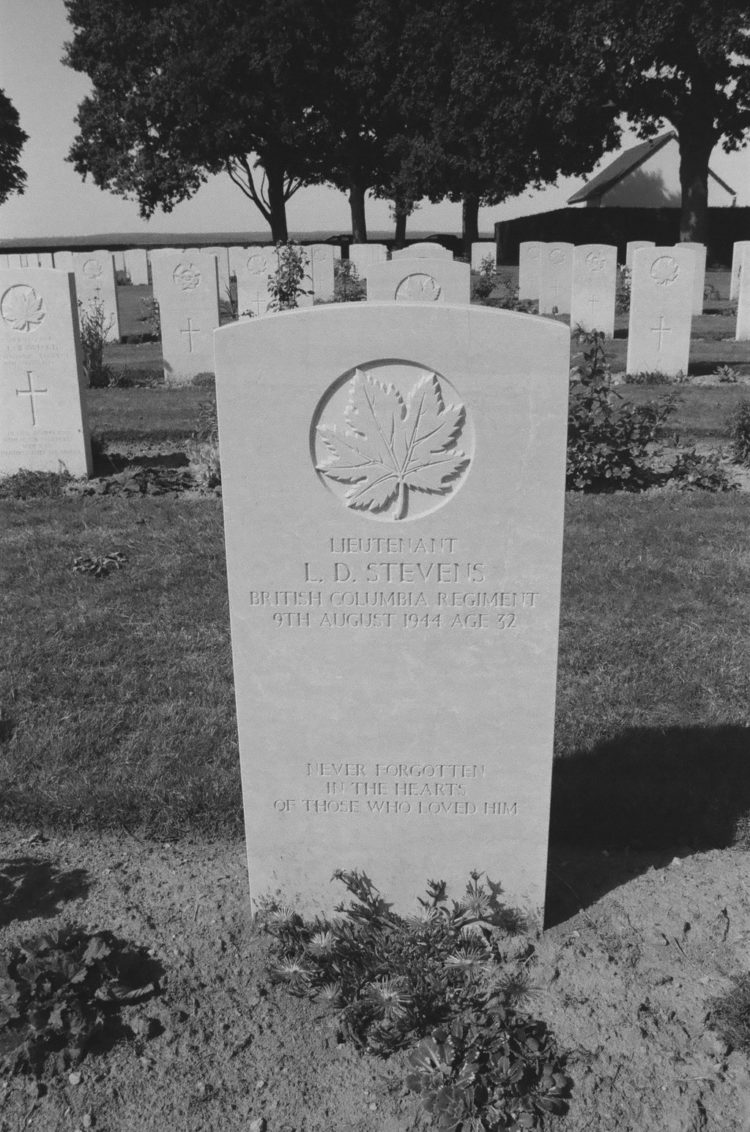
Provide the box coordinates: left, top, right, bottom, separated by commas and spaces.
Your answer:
0, 856, 90, 927
545, 725, 750, 927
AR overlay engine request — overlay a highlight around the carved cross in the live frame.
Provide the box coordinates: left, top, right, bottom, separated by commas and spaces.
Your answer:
651, 315, 672, 352
16, 370, 48, 427
180, 318, 201, 352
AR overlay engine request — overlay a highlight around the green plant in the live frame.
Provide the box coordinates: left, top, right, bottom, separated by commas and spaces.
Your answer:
668, 449, 736, 492
333, 259, 366, 302
0, 929, 161, 1078
714, 364, 740, 383
615, 265, 631, 314
622, 371, 674, 386
708, 973, 750, 1054
727, 398, 750, 465
186, 399, 221, 489
78, 297, 114, 387
472, 255, 499, 301
263, 870, 570, 1130
267, 241, 311, 311
137, 295, 161, 339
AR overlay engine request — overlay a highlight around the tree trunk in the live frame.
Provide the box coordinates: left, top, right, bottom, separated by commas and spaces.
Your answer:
266, 164, 289, 243
677, 127, 714, 244
349, 182, 368, 243
462, 192, 479, 255
394, 205, 408, 247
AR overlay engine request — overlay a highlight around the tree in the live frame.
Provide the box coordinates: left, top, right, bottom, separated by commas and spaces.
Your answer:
64, 0, 323, 240
585, 0, 750, 242
0, 89, 28, 203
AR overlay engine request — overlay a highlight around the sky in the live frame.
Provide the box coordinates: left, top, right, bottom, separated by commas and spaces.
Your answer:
1, 0, 749, 241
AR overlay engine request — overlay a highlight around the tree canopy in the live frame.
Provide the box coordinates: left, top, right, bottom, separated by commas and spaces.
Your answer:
0, 89, 28, 204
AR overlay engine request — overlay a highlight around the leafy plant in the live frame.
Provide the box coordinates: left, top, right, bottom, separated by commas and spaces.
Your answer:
263, 870, 570, 1130
333, 259, 366, 302
267, 241, 311, 311
708, 973, 750, 1054
713, 364, 740, 384
472, 262, 534, 312
668, 449, 735, 492
615, 265, 631, 314
186, 399, 221, 490
727, 398, 750, 466
78, 297, 114, 387
472, 255, 499, 301
0, 929, 161, 1078
622, 371, 673, 386
72, 551, 128, 577
137, 295, 161, 339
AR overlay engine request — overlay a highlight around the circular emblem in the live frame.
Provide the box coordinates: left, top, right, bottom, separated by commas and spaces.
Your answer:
172, 262, 202, 290
247, 253, 269, 274
549, 247, 566, 265
312, 362, 473, 522
585, 251, 606, 272
1, 285, 46, 333
82, 258, 103, 279
395, 274, 441, 302
528, 245, 540, 259
650, 255, 679, 287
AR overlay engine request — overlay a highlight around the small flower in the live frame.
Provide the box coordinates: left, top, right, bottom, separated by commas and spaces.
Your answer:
318, 981, 343, 1005
272, 958, 312, 986
366, 976, 410, 1018
306, 930, 334, 955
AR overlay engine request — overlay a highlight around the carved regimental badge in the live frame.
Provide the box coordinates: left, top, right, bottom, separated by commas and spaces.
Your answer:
173, 262, 202, 290
650, 256, 679, 287
314, 365, 472, 521
395, 274, 441, 302
1, 285, 46, 333
82, 259, 103, 279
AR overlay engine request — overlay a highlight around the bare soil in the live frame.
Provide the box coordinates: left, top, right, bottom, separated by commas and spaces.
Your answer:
2, 826, 749, 1131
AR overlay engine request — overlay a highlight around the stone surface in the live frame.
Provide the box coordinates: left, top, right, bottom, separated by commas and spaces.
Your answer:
205, 246, 232, 304
123, 248, 149, 286
308, 244, 336, 302
538, 243, 574, 315
214, 302, 570, 919
53, 251, 74, 271
626, 246, 695, 376
348, 244, 387, 277
36, 252, 54, 268
72, 250, 121, 341
6, 253, 34, 269
364, 259, 471, 304
625, 241, 655, 270
471, 242, 495, 271
518, 241, 545, 301
229, 246, 277, 317
570, 244, 617, 337
678, 242, 706, 314
736, 244, 750, 340
150, 250, 220, 382
730, 241, 750, 300
0, 268, 91, 476
392, 243, 452, 260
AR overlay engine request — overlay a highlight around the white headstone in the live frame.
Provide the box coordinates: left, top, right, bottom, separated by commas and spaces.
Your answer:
53, 251, 74, 271
625, 241, 655, 270
36, 252, 54, 269
471, 242, 495, 271
6, 253, 33, 270
72, 251, 121, 341
204, 246, 232, 304
570, 245, 617, 337
214, 302, 570, 920
123, 248, 149, 285
735, 244, 750, 340
392, 243, 452, 260
113, 251, 126, 273
230, 246, 277, 318
150, 251, 220, 382
626, 246, 696, 376
348, 244, 387, 276
1, 268, 92, 476
538, 243, 574, 315
364, 259, 471, 304
678, 242, 706, 315
730, 241, 750, 301
308, 244, 336, 302
518, 242, 544, 303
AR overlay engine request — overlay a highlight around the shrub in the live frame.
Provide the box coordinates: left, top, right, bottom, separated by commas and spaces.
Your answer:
472, 255, 499, 301
267, 242, 311, 311
714, 364, 740, 384
727, 398, 750, 466
264, 870, 570, 1131
138, 296, 161, 339
186, 399, 221, 490
333, 259, 366, 302
0, 468, 73, 500
668, 449, 736, 492
615, 265, 631, 314
78, 297, 114, 387
708, 973, 750, 1054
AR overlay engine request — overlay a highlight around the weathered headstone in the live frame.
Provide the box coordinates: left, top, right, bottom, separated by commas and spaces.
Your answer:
625, 240, 655, 270
150, 251, 220, 382
214, 302, 570, 920
36, 252, 54, 269
205, 246, 232, 303
348, 243, 387, 277
72, 250, 121, 341
6, 253, 33, 270
570, 244, 617, 337
230, 246, 277, 317
1, 268, 92, 476
736, 244, 750, 340
678, 241, 706, 315
123, 248, 149, 286
538, 243, 574, 315
518, 242, 544, 301
626, 246, 695, 376
53, 251, 74, 271
364, 258, 471, 303
308, 244, 336, 302
392, 243, 453, 260
471, 242, 495, 271
730, 241, 750, 301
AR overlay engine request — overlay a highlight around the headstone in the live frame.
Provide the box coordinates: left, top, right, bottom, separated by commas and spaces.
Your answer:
570, 244, 617, 337
392, 243, 452, 260
626, 246, 695, 376
230, 246, 277, 317
150, 250, 220, 382
1, 268, 92, 476
0, 255, 8, 269
308, 244, 336, 302
113, 251, 126, 274
625, 241, 655, 270
471, 242, 495, 271
214, 302, 570, 920
123, 248, 149, 285
6, 253, 33, 270
364, 259, 471, 304
53, 251, 74, 271
36, 252, 54, 269
730, 241, 750, 301
518, 242, 544, 302
348, 243, 387, 277
72, 251, 121, 341
205, 246, 232, 304
735, 244, 750, 340
538, 243, 574, 315
678, 242, 706, 315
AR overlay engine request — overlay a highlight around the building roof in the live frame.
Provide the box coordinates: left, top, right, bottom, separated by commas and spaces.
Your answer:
567, 130, 736, 204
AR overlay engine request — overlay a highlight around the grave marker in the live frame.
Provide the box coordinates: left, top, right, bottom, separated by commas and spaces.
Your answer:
730, 241, 750, 301
72, 250, 120, 340
205, 246, 232, 303
308, 244, 336, 302
229, 245, 276, 317
348, 243, 387, 277
570, 244, 617, 337
1, 268, 91, 476
518, 242, 544, 301
392, 243, 453, 260
364, 258, 470, 303
736, 244, 750, 340
625, 240, 655, 270
538, 243, 574, 315
214, 302, 570, 920
150, 250, 220, 382
123, 248, 149, 285
678, 241, 707, 315
626, 246, 695, 377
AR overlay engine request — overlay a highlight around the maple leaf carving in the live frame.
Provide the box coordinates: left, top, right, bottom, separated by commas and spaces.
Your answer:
1, 286, 46, 332
316, 369, 470, 519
